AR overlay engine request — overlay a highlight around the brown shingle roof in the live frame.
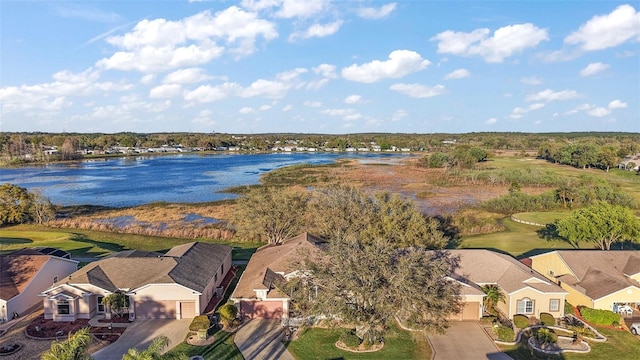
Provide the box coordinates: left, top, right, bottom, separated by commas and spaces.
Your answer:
447, 249, 565, 295
551, 250, 640, 298
52, 242, 231, 293
0, 255, 50, 300
231, 233, 324, 300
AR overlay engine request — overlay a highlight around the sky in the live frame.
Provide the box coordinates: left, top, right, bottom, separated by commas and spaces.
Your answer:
1, 1, 639, 134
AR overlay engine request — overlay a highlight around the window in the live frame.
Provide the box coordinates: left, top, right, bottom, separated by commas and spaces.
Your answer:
97, 296, 105, 312
57, 300, 70, 315
549, 299, 560, 312
221, 264, 224, 274
214, 273, 218, 283
516, 298, 534, 314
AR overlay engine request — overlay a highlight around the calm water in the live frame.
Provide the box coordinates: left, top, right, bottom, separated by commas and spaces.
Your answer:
0, 153, 407, 207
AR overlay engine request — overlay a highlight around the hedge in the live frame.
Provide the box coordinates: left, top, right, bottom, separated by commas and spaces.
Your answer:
540, 313, 555, 326
513, 314, 529, 329
578, 306, 620, 326
494, 325, 515, 342
189, 315, 210, 331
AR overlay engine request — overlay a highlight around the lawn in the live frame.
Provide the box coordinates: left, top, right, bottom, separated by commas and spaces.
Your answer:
512, 211, 570, 225
459, 217, 575, 257
286, 324, 430, 360
165, 329, 244, 360
0, 224, 260, 259
499, 326, 640, 360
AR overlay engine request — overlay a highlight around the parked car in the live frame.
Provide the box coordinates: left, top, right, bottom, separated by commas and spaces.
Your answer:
618, 305, 634, 316
630, 323, 640, 335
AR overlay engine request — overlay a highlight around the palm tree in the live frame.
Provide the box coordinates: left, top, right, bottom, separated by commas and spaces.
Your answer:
481, 284, 506, 316
122, 336, 187, 360
41, 327, 92, 360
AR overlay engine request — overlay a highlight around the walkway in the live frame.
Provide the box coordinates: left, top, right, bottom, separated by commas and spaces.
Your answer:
234, 319, 295, 360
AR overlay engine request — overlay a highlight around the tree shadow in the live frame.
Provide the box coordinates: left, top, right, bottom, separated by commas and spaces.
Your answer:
68, 233, 126, 255
433, 215, 462, 249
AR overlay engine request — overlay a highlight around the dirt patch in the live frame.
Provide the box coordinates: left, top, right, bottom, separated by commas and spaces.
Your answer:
26, 317, 91, 338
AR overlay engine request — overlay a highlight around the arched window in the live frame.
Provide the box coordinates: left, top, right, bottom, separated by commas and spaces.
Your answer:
517, 298, 534, 314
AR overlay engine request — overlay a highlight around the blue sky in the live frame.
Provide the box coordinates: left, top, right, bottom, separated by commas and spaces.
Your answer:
1, 1, 639, 134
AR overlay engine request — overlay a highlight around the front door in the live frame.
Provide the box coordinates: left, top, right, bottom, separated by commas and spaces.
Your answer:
97, 296, 105, 313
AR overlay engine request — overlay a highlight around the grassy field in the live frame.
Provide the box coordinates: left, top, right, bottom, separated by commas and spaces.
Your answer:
0, 224, 260, 259
166, 329, 244, 360
459, 217, 575, 258
512, 211, 570, 225
286, 324, 430, 360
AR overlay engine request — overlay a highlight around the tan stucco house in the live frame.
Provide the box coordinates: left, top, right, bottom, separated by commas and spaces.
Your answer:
530, 250, 640, 312
39, 242, 231, 321
230, 232, 323, 320
448, 249, 568, 320
0, 249, 78, 322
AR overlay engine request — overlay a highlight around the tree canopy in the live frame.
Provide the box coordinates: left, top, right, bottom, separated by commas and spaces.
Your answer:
0, 183, 55, 226
555, 202, 640, 250
229, 186, 309, 244
299, 238, 461, 343
41, 327, 92, 360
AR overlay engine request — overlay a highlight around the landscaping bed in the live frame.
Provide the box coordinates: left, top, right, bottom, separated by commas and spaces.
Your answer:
25, 316, 124, 343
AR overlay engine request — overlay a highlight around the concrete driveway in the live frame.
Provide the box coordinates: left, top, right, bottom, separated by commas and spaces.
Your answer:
92, 319, 190, 360
428, 321, 512, 360
234, 319, 295, 360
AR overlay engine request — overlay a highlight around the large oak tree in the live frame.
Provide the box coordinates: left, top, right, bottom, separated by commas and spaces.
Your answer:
556, 202, 640, 250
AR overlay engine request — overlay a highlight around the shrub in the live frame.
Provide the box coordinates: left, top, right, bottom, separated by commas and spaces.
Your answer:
540, 313, 555, 326
339, 330, 362, 348
189, 315, 210, 331
480, 315, 498, 324
535, 328, 557, 345
493, 325, 515, 342
513, 314, 529, 329
218, 303, 238, 326
579, 306, 620, 326
564, 301, 575, 315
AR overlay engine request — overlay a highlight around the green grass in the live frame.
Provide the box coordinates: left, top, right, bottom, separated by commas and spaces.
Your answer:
512, 211, 570, 225
286, 324, 430, 360
500, 326, 640, 360
165, 329, 244, 360
0, 224, 260, 258
459, 217, 575, 257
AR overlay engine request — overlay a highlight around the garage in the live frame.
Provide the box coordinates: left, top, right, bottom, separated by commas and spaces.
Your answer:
135, 299, 177, 319
448, 302, 481, 321
180, 301, 196, 319
239, 301, 283, 319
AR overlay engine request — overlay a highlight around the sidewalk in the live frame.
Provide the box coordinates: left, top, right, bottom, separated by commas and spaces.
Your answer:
88, 314, 132, 328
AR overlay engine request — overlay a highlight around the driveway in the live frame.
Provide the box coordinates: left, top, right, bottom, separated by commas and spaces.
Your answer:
428, 321, 512, 360
234, 319, 295, 360
92, 319, 190, 360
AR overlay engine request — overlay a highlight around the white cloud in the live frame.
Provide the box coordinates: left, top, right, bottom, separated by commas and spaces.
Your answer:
587, 107, 611, 117
312, 63, 337, 78
432, 23, 548, 62
357, 3, 397, 19
55, 4, 123, 23
141, 74, 156, 85
344, 95, 362, 104
282, 104, 293, 111
485, 118, 497, 124
579, 62, 610, 77
239, 107, 256, 114
259, 104, 272, 111
444, 68, 470, 79
306, 78, 329, 90
304, 100, 322, 107
149, 84, 182, 98
608, 99, 628, 109
321, 108, 362, 120
275, 67, 307, 82
276, 0, 328, 19
526, 89, 580, 102
290, 21, 343, 41
97, 7, 277, 72
341, 50, 430, 83
565, 4, 640, 51
564, 103, 593, 115
521, 76, 542, 85
390, 83, 445, 98
163, 68, 213, 84
391, 109, 407, 122
510, 103, 545, 119
183, 84, 232, 102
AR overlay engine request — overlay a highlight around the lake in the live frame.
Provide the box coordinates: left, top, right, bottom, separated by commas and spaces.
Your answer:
0, 152, 409, 207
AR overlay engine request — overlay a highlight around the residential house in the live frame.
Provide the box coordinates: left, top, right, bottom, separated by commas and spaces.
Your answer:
447, 249, 568, 320
39, 242, 231, 321
230, 233, 323, 320
0, 249, 77, 322
529, 250, 640, 312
